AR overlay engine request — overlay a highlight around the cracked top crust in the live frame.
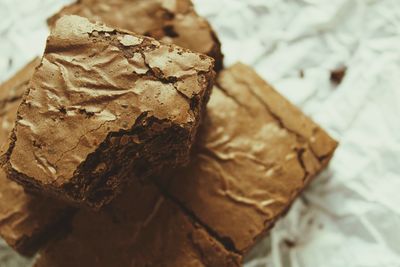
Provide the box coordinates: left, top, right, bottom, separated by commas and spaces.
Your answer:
0, 58, 70, 255
34, 180, 241, 267
0, 59, 39, 156
8, 15, 214, 187
48, 0, 223, 70
159, 63, 338, 253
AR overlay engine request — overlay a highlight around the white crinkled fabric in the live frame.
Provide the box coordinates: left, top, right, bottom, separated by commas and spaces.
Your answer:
1, 0, 400, 266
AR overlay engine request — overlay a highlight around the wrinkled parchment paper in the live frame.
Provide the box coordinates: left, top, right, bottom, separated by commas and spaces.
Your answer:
1, 0, 400, 266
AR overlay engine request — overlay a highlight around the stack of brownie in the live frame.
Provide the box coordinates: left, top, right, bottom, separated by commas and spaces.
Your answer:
0, 0, 338, 266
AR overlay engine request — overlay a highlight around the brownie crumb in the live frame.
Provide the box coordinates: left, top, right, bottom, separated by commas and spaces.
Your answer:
330, 66, 347, 85
299, 69, 304, 78
284, 239, 296, 248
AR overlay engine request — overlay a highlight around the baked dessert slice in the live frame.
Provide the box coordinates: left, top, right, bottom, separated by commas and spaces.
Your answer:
0, 58, 73, 256
33, 179, 241, 267
158, 63, 338, 254
3, 15, 215, 210
48, 0, 224, 71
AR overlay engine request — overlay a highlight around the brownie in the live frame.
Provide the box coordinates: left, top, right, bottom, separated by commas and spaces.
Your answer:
0, 58, 73, 256
158, 63, 338, 254
48, 0, 223, 71
3, 15, 215, 210
33, 179, 241, 267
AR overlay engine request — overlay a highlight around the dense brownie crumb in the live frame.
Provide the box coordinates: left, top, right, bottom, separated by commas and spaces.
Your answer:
299, 69, 304, 78
330, 66, 347, 85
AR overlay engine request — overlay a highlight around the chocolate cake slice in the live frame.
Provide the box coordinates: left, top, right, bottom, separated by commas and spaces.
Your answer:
4, 15, 215, 210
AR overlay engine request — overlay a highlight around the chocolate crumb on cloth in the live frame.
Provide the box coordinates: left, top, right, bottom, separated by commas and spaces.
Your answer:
48, 0, 224, 71
0, 58, 73, 256
33, 179, 241, 267
3, 15, 215, 210
157, 63, 338, 254
330, 66, 347, 85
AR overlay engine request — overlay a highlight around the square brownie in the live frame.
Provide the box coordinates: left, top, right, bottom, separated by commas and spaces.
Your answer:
48, 0, 223, 71
0, 58, 73, 256
3, 15, 215, 209
33, 179, 241, 267
158, 63, 338, 254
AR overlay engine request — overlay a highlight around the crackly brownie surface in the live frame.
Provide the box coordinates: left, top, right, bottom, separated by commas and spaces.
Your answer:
158, 63, 338, 253
0, 60, 38, 155
49, 0, 223, 71
5, 15, 215, 209
0, 58, 72, 256
34, 180, 241, 267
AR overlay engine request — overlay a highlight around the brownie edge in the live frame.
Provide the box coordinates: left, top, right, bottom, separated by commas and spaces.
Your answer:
0, 58, 73, 256
158, 62, 338, 253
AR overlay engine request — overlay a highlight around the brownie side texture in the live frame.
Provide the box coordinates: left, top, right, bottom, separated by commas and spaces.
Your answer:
48, 0, 224, 71
4, 15, 215, 209
0, 58, 73, 256
158, 63, 338, 253
33, 179, 242, 267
